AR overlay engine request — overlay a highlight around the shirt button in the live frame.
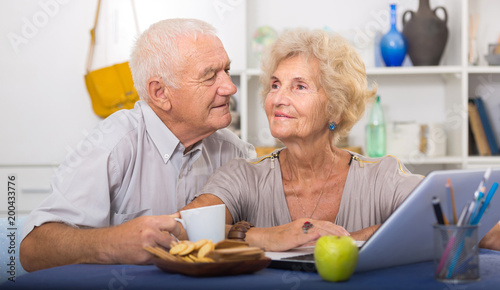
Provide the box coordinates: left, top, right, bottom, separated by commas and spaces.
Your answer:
164, 153, 169, 159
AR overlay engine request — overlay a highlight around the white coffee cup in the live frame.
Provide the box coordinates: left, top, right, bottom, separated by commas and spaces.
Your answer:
175, 204, 225, 243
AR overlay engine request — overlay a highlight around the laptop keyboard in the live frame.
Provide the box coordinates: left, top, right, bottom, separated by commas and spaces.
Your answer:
281, 253, 314, 261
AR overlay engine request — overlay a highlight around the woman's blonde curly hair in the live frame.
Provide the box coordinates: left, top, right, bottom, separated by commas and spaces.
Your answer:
260, 28, 377, 144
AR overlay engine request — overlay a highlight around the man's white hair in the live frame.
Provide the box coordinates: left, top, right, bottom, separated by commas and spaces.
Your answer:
129, 18, 217, 101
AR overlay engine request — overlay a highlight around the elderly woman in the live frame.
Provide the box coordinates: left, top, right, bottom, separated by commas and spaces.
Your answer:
180, 28, 423, 251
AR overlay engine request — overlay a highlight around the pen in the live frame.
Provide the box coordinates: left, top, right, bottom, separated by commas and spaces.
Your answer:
469, 191, 483, 224
447, 178, 458, 224
436, 234, 455, 276
463, 201, 476, 225
432, 197, 446, 225
457, 201, 472, 226
446, 200, 474, 276
474, 168, 491, 201
471, 182, 499, 225
446, 201, 475, 278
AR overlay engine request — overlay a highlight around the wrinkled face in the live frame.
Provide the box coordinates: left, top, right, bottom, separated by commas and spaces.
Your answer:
167, 35, 236, 134
265, 55, 329, 142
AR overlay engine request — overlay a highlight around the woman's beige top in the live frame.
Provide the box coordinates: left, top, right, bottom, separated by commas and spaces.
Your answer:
196, 149, 424, 232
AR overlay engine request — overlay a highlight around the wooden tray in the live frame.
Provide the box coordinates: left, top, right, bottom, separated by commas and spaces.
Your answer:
152, 256, 271, 277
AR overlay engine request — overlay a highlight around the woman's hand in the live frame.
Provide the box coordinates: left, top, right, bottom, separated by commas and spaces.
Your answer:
245, 218, 349, 252
350, 224, 381, 241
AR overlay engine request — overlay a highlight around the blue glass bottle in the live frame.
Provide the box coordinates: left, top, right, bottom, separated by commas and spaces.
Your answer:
380, 4, 407, 67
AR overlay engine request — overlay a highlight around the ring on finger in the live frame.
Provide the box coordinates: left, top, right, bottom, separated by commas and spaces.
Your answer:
302, 221, 313, 234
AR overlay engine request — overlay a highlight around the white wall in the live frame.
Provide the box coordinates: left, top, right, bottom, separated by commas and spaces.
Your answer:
0, 0, 100, 165
0, 0, 246, 166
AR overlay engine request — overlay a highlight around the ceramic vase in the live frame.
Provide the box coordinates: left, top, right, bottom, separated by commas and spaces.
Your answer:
402, 0, 449, 66
380, 4, 407, 67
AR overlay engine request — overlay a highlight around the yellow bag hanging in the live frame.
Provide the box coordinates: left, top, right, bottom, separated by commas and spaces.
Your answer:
84, 0, 140, 118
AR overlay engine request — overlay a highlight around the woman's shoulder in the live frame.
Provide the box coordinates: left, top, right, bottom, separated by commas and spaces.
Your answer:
216, 148, 285, 178
246, 148, 283, 165
216, 148, 283, 174
346, 152, 424, 199
348, 152, 420, 176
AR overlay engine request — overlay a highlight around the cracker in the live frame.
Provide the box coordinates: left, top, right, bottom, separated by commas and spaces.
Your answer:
169, 243, 188, 255
197, 241, 215, 258
196, 256, 215, 263
194, 239, 209, 250
181, 255, 195, 263
178, 242, 196, 256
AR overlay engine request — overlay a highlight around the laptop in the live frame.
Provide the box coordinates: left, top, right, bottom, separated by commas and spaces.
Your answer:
267, 168, 500, 272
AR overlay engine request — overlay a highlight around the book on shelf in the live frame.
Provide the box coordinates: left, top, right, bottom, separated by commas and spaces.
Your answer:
473, 97, 499, 155
468, 101, 491, 156
468, 121, 479, 156
480, 93, 500, 152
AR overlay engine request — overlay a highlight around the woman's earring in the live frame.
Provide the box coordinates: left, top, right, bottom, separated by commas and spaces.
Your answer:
329, 122, 337, 131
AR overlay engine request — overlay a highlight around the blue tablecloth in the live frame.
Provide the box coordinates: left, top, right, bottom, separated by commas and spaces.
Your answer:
3, 249, 500, 289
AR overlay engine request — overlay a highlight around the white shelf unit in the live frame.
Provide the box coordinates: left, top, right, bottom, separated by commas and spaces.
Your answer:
234, 0, 500, 174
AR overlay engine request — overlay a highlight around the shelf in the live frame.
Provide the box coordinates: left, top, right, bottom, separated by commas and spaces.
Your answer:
366, 66, 463, 76
401, 156, 464, 165
467, 66, 500, 74
467, 156, 500, 165
245, 66, 464, 79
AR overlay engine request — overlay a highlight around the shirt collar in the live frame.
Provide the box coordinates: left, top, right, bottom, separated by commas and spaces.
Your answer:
187, 141, 203, 167
139, 101, 179, 164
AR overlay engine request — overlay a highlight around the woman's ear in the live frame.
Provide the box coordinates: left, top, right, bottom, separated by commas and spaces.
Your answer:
147, 77, 172, 111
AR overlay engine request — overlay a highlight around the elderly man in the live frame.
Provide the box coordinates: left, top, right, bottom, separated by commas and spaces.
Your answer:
20, 18, 255, 271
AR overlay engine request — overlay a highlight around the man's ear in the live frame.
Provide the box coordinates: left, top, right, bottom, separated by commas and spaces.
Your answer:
147, 77, 172, 111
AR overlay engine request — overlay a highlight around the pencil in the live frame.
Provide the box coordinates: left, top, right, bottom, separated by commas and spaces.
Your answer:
442, 212, 449, 225
447, 178, 458, 224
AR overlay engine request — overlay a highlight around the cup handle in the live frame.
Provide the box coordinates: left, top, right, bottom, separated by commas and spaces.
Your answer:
174, 218, 185, 229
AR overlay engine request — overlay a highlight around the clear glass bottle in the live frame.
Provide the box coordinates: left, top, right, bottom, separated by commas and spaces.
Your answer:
366, 95, 386, 157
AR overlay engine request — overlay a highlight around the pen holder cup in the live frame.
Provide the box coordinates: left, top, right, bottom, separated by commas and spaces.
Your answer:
433, 224, 480, 283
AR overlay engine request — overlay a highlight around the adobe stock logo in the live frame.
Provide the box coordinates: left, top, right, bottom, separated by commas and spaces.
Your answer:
213, 0, 243, 21
352, 8, 389, 49
7, 0, 71, 54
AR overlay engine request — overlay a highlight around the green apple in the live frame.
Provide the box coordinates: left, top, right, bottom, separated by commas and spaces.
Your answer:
314, 235, 359, 282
